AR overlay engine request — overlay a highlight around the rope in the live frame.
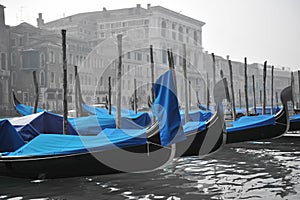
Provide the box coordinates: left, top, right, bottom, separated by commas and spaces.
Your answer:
146, 141, 172, 150
275, 121, 288, 127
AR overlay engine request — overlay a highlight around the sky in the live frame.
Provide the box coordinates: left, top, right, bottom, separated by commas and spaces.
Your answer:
1, 0, 299, 70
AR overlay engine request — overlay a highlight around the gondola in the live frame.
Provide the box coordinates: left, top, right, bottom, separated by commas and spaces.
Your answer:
288, 114, 300, 131
12, 93, 151, 130
0, 70, 226, 179
226, 86, 292, 144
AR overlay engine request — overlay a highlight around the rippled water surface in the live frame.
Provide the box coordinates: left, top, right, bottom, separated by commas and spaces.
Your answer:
1, 136, 300, 200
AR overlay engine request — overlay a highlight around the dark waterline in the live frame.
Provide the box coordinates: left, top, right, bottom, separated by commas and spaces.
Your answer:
1, 136, 300, 200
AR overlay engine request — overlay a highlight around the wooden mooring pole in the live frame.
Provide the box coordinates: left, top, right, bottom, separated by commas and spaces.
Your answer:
32, 71, 39, 114
262, 61, 267, 115
116, 34, 123, 129
228, 59, 236, 120
298, 70, 300, 108
206, 72, 210, 111
134, 79, 137, 114
271, 65, 274, 114
108, 76, 112, 115
291, 71, 295, 110
149, 45, 155, 122
61, 29, 68, 134
244, 57, 249, 116
239, 89, 242, 109
74, 66, 79, 117
252, 75, 257, 114
183, 44, 189, 122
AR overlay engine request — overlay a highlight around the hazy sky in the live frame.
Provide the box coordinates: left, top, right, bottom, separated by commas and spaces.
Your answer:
1, 0, 299, 70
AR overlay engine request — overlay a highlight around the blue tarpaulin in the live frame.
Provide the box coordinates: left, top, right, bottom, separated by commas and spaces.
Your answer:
249, 106, 281, 115
180, 110, 212, 124
69, 115, 144, 135
152, 70, 186, 146
226, 114, 276, 133
15, 104, 44, 116
82, 104, 151, 127
0, 119, 25, 152
8, 111, 78, 141
7, 128, 147, 156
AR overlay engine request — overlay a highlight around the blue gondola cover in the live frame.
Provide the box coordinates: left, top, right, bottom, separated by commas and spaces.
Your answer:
7, 128, 147, 156
226, 115, 276, 133
152, 70, 186, 146
0, 119, 25, 152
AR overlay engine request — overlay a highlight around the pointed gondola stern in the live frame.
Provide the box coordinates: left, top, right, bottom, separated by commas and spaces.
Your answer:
275, 86, 293, 136
197, 78, 228, 157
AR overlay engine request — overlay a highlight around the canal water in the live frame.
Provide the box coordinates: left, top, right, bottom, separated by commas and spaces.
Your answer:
0, 136, 300, 200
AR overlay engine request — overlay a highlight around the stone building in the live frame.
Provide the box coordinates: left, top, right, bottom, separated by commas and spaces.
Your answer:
202, 51, 291, 108
38, 4, 205, 109
0, 4, 10, 113
1, 3, 294, 113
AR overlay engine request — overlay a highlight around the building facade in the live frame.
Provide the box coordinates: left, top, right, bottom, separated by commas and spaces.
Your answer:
0, 3, 295, 114
0, 5, 10, 113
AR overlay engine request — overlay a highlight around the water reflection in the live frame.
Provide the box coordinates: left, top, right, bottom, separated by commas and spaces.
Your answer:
0, 136, 300, 199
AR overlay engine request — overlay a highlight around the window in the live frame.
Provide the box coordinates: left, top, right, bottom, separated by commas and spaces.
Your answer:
10, 38, 16, 46
144, 20, 149, 25
162, 50, 167, 64
11, 71, 17, 86
172, 23, 176, 40
178, 26, 183, 42
100, 24, 104, 29
11, 52, 16, 66
40, 53, 45, 67
186, 28, 189, 43
1, 53, 6, 70
173, 55, 177, 66
127, 52, 131, 59
135, 52, 142, 61
19, 55, 22, 68
40, 71, 45, 86
127, 65, 130, 72
49, 51, 55, 63
69, 54, 73, 65
100, 77, 103, 86
69, 74, 73, 84
23, 92, 29, 103
19, 37, 23, 46
161, 21, 166, 37
194, 31, 198, 45
50, 72, 55, 83
100, 32, 105, 38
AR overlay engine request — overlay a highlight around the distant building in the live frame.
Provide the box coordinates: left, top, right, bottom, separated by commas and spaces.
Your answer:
202, 51, 291, 108
0, 4, 10, 113
39, 4, 205, 108
1, 3, 295, 113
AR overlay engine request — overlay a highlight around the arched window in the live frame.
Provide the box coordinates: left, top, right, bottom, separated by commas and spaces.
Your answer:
11, 71, 17, 86
40, 71, 45, 86
172, 23, 176, 40
40, 53, 45, 67
161, 21, 167, 37
178, 26, 183, 42
186, 28, 189, 42
1, 53, 6, 70
194, 31, 198, 45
